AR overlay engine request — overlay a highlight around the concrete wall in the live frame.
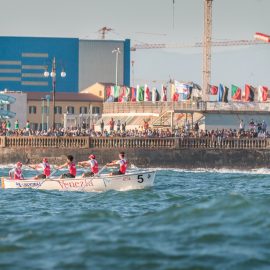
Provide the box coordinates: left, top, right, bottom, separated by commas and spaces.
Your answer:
1, 147, 270, 169
79, 40, 130, 90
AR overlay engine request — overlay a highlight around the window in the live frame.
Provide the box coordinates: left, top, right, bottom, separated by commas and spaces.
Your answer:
55, 106, 62, 114
80, 106, 88, 114
41, 106, 49, 114
30, 123, 39, 131
92, 106, 100, 114
67, 106, 75, 114
29, 106, 37, 114
99, 91, 102, 96
7, 104, 10, 111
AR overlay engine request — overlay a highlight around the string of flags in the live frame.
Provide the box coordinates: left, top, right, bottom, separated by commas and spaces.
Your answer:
105, 82, 269, 103
105, 81, 202, 103
208, 84, 269, 102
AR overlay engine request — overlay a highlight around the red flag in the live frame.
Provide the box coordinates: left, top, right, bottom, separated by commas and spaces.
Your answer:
245, 85, 255, 102
262, 86, 268, 102
173, 93, 179, 101
209, 85, 218, 95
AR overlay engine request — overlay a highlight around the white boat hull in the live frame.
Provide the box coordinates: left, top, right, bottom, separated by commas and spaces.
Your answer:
1, 170, 156, 192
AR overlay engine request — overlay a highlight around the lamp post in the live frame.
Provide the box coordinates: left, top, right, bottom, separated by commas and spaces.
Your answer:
41, 98, 45, 131
44, 57, 66, 129
112, 48, 121, 86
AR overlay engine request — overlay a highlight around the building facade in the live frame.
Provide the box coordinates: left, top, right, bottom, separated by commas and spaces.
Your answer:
0, 36, 130, 93
27, 92, 103, 130
0, 91, 27, 128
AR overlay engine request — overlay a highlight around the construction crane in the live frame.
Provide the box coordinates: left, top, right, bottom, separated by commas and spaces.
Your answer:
98, 26, 113, 40
203, 0, 212, 101
130, 40, 264, 51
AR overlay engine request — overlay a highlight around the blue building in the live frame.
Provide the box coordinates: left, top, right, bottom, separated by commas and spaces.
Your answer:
0, 37, 130, 93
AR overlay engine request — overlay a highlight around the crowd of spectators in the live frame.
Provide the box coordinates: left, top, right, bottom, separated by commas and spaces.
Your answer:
0, 118, 269, 139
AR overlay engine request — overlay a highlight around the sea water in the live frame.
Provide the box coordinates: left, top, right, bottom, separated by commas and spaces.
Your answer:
1, 166, 270, 270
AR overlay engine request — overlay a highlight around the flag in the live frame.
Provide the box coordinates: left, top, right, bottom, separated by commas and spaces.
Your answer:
131, 87, 136, 102
144, 84, 151, 101
209, 84, 218, 95
155, 89, 161, 101
175, 80, 189, 94
217, 84, 224, 102
138, 86, 144, 101
258, 86, 268, 102
118, 86, 125, 102
125, 87, 130, 102
245, 84, 255, 102
136, 85, 140, 102
161, 85, 167, 101
231, 85, 242, 101
172, 92, 179, 101
114, 85, 120, 102
222, 86, 229, 103
192, 83, 202, 98
152, 87, 156, 103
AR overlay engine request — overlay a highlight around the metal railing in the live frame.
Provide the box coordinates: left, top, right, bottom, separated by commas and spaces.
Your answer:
0, 136, 269, 149
103, 101, 270, 114
103, 101, 205, 114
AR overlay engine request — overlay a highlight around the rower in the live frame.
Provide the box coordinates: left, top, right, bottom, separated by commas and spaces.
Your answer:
9, 162, 24, 180
78, 154, 99, 177
56, 155, 77, 179
106, 151, 128, 176
29, 158, 51, 179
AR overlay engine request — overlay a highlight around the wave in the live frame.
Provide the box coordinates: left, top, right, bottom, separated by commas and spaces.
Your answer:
148, 167, 270, 175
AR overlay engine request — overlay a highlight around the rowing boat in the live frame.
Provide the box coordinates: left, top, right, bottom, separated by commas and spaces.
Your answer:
1, 170, 156, 192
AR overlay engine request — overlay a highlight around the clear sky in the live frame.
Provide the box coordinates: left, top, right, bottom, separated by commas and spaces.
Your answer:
0, 0, 269, 88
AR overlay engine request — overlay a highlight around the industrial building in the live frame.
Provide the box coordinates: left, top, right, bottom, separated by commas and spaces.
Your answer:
0, 36, 130, 93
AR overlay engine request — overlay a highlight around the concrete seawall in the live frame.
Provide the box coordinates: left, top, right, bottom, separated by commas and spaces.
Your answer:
1, 148, 270, 169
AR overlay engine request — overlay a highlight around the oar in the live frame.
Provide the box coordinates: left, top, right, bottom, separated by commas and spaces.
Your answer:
47, 168, 59, 179
96, 165, 107, 176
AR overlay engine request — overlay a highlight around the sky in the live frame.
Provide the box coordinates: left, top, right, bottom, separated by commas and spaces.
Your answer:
0, 0, 269, 88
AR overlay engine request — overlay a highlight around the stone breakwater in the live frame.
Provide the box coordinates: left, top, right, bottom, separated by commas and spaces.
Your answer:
0, 147, 270, 169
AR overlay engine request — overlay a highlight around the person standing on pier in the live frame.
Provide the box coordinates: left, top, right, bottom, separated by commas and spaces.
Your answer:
109, 118, 115, 132
106, 152, 128, 175
56, 155, 77, 179
78, 154, 99, 177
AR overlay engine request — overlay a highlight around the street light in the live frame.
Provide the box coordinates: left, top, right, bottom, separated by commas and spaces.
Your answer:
44, 57, 66, 129
112, 48, 121, 86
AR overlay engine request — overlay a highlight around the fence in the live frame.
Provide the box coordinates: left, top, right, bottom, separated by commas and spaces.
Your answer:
0, 136, 269, 150
2, 136, 90, 148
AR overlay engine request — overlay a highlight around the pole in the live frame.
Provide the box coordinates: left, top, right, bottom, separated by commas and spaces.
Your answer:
46, 97, 49, 131
52, 57, 56, 130
115, 51, 118, 86
202, 0, 213, 101
41, 99, 44, 131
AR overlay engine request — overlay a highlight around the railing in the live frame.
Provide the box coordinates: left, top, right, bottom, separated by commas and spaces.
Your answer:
3, 136, 90, 148
206, 101, 270, 112
103, 101, 270, 114
179, 138, 269, 149
0, 136, 269, 149
90, 137, 176, 149
103, 101, 205, 114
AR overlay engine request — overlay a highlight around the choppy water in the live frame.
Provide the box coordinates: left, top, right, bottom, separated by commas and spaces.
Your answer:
1, 166, 270, 270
